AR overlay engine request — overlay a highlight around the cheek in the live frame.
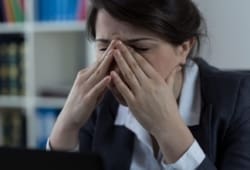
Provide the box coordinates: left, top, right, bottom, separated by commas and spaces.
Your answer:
95, 51, 103, 59
146, 53, 179, 79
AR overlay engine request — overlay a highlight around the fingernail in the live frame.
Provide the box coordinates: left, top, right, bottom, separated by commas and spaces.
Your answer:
110, 40, 117, 48
111, 39, 117, 44
117, 40, 123, 47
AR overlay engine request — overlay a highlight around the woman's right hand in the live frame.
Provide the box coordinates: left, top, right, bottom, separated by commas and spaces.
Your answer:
48, 40, 116, 150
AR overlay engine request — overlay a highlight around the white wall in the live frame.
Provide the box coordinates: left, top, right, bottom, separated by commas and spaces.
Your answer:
193, 0, 250, 69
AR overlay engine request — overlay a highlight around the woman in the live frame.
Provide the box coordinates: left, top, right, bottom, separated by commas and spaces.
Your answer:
47, 0, 250, 169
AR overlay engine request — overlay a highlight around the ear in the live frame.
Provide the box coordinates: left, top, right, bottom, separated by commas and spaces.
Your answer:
176, 37, 196, 65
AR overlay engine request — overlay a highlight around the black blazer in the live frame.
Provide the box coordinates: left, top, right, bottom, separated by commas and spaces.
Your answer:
79, 58, 250, 170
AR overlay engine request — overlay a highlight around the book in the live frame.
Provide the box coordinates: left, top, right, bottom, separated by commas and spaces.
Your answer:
36, 107, 61, 149
19, 0, 26, 14
10, 0, 25, 22
0, 43, 9, 95
17, 42, 25, 95
2, 0, 15, 22
7, 42, 19, 95
77, 0, 87, 21
0, 108, 26, 148
0, 0, 5, 22
0, 34, 25, 95
37, 0, 82, 21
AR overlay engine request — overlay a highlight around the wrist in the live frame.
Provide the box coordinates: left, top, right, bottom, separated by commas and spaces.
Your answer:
59, 107, 88, 130
152, 120, 194, 163
49, 113, 81, 151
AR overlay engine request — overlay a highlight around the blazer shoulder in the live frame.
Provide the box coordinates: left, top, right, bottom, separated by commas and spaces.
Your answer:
193, 57, 250, 94
193, 57, 250, 80
193, 57, 250, 121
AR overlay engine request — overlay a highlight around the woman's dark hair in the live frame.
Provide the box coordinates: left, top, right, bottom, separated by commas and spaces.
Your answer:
86, 0, 207, 57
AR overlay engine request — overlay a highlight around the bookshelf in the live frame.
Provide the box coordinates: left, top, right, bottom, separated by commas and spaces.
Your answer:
0, 0, 96, 149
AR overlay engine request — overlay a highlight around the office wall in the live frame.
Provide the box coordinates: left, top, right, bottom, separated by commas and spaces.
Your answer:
193, 0, 250, 69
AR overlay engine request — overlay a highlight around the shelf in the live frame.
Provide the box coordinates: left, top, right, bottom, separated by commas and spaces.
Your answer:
0, 96, 66, 109
0, 21, 87, 33
0, 1, 91, 149
33, 21, 87, 33
35, 97, 66, 108
0, 96, 26, 108
0, 23, 26, 33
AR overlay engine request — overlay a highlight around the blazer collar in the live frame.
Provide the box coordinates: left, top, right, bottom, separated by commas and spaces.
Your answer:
190, 57, 217, 160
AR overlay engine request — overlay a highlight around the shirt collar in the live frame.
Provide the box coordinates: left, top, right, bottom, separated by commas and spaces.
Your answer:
178, 59, 201, 126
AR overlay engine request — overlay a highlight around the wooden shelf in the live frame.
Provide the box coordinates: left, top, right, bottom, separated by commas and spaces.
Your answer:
0, 0, 92, 149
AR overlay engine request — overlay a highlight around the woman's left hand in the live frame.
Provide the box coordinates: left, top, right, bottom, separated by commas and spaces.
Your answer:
111, 41, 194, 163
111, 41, 182, 135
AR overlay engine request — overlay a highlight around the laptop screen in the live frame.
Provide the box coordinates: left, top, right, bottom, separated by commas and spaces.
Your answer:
0, 147, 104, 170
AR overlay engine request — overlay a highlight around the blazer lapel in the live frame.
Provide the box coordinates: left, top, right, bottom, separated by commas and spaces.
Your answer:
94, 92, 135, 170
189, 103, 213, 160
189, 57, 219, 162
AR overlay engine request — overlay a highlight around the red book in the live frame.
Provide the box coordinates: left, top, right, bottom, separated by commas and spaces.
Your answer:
77, 0, 87, 20
19, 0, 25, 12
3, 0, 14, 22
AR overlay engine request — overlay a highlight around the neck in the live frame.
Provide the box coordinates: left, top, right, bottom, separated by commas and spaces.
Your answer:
173, 69, 184, 103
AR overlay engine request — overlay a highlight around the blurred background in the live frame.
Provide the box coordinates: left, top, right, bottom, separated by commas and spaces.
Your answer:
0, 0, 249, 150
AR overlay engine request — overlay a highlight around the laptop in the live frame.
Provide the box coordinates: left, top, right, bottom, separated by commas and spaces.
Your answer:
0, 146, 104, 170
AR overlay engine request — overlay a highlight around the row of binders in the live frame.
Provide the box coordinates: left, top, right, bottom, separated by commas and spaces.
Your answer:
0, 106, 61, 149
0, 108, 26, 148
37, 0, 87, 22
0, 34, 25, 96
0, 0, 25, 23
0, 0, 87, 23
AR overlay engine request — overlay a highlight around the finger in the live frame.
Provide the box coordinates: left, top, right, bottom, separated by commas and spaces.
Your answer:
116, 41, 147, 83
110, 71, 134, 103
85, 40, 117, 78
131, 49, 161, 80
87, 49, 114, 84
97, 39, 117, 62
113, 49, 140, 91
87, 76, 111, 101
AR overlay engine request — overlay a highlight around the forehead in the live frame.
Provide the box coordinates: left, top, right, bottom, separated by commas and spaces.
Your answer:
95, 9, 156, 40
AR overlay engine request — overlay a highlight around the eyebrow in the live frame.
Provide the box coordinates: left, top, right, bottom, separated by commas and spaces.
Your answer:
95, 38, 157, 43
